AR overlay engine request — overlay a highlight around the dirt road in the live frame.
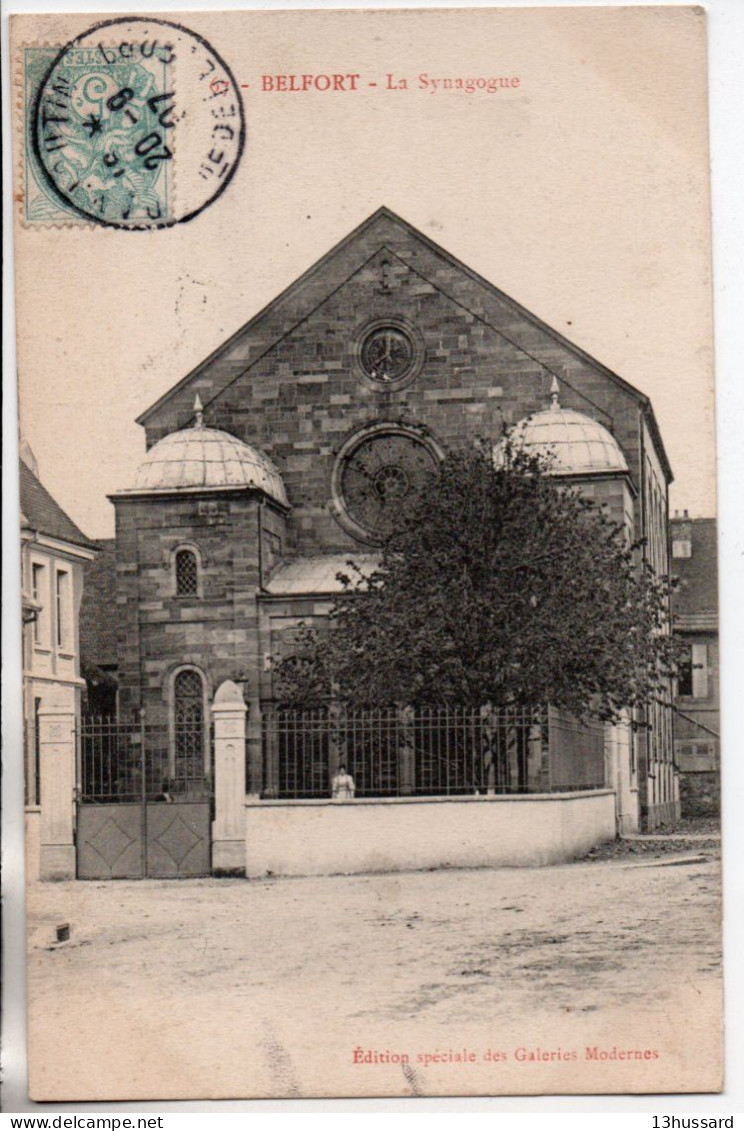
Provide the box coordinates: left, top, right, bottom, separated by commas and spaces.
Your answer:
27, 851, 722, 1101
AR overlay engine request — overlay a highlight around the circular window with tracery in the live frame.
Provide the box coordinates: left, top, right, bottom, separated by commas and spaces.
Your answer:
354, 318, 423, 390
332, 425, 441, 543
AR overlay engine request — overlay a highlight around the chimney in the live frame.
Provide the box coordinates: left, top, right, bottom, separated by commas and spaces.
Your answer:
672, 511, 693, 558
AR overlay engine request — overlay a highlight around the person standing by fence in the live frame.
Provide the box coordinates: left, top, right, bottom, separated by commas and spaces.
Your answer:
332, 764, 356, 800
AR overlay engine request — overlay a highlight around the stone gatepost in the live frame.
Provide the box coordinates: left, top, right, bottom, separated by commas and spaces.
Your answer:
604, 711, 638, 836
39, 691, 76, 880
212, 680, 247, 872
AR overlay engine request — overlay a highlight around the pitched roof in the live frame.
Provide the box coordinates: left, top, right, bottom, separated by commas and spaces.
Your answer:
264, 554, 380, 596
19, 459, 97, 550
671, 517, 718, 625
135, 206, 672, 483
80, 539, 118, 668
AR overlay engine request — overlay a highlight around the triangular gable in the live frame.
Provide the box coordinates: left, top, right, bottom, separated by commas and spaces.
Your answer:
137, 206, 671, 482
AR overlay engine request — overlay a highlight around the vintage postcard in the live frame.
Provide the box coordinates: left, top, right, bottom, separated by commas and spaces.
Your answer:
10, 5, 721, 1101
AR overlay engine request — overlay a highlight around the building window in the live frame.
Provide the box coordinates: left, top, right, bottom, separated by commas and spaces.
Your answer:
354, 318, 424, 391
672, 516, 693, 559
677, 648, 693, 697
56, 570, 70, 649
173, 669, 205, 783
332, 423, 442, 543
677, 643, 709, 699
31, 562, 45, 644
672, 538, 692, 559
175, 549, 199, 596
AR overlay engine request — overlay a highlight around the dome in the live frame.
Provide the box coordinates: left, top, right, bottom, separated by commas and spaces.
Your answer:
509, 381, 628, 476
130, 400, 288, 506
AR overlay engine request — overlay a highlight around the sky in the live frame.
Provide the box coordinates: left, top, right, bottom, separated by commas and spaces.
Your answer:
12, 6, 715, 538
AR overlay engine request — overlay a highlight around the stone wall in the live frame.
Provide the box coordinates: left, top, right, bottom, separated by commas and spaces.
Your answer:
141, 213, 651, 559
114, 491, 287, 719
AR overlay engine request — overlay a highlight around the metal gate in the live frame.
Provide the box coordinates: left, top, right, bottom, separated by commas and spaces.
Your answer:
76, 716, 212, 879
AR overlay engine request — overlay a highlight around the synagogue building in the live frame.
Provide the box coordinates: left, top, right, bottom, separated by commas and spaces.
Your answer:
76, 208, 678, 877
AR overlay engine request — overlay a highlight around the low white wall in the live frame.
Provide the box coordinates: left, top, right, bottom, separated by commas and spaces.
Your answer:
244, 790, 616, 878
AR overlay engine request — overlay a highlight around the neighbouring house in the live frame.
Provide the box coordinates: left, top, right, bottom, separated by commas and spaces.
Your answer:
20, 445, 98, 877
76, 208, 679, 879
671, 513, 720, 818
80, 538, 118, 717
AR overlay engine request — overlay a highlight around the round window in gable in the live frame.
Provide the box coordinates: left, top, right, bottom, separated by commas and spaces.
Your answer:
355, 319, 424, 390
331, 423, 442, 543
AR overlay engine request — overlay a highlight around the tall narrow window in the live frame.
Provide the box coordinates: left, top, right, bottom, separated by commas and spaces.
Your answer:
32, 563, 44, 644
173, 669, 205, 784
56, 570, 70, 649
175, 549, 199, 596
677, 646, 693, 697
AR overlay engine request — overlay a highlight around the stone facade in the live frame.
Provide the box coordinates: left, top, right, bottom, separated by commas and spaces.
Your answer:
141, 212, 667, 547
671, 516, 719, 819
111, 207, 677, 829
20, 450, 98, 878
114, 493, 287, 721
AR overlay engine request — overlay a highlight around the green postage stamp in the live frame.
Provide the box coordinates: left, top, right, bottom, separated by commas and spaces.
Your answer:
20, 18, 244, 230
22, 44, 175, 226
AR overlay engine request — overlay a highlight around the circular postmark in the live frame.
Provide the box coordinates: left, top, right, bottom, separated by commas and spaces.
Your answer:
32, 17, 245, 229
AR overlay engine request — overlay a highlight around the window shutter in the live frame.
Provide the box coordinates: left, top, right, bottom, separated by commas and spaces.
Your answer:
691, 643, 708, 698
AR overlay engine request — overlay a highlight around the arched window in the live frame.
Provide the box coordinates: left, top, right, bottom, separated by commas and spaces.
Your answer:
175, 548, 199, 596
173, 668, 205, 784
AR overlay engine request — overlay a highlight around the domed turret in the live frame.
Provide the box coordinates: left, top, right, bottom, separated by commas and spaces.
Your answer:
128, 396, 288, 507
508, 378, 628, 476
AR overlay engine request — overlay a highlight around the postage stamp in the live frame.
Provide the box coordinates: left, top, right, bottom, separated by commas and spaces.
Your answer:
22, 44, 174, 226
22, 16, 245, 229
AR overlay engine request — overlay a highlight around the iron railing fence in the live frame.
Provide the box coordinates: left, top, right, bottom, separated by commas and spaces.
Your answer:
547, 707, 606, 791
78, 716, 211, 803
262, 704, 608, 801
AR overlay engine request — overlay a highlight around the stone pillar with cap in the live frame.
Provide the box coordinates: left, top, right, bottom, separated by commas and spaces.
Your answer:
212, 679, 247, 872
39, 689, 77, 880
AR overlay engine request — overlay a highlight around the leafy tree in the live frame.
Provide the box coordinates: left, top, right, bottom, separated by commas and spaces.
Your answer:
273, 439, 677, 722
